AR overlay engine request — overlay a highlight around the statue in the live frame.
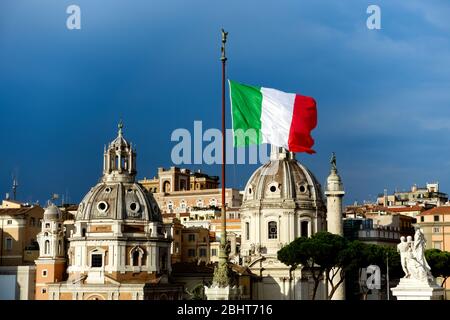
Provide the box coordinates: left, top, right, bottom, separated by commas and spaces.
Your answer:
330, 152, 337, 172
411, 228, 432, 280
392, 228, 444, 300
397, 236, 410, 278
399, 229, 434, 282
249, 243, 255, 255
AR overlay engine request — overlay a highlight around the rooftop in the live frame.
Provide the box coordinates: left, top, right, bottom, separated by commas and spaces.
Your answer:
0, 206, 41, 217
418, 206, 450, 216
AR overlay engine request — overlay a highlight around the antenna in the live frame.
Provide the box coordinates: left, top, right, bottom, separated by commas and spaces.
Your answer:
12, 176, 18, 200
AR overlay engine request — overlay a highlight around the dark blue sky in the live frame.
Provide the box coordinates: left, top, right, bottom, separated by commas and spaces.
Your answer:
1, 0, 450, 205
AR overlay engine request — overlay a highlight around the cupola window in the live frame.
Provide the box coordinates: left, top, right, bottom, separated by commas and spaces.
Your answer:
129, 202, 140, 213
97, 201, 108, 213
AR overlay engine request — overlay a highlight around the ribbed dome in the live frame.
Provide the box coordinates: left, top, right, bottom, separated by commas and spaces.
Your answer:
242, 148, 324, 204
76, 181, 161, 221
44, 204, 62, 221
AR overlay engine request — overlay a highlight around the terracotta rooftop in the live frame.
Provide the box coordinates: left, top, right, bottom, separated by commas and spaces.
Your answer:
385, 206, 423, 213
418, 206, 450, 216
0, 206, 41, 216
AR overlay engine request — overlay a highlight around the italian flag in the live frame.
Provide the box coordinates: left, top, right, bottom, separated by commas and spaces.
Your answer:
229, 80, 317, 154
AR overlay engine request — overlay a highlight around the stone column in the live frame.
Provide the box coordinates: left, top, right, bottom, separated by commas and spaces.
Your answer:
324, 152, 345, 300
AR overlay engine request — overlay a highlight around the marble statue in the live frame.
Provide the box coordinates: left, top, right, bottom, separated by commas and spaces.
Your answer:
391, 228, 444, 300
397, 236, 410, 278
398, 229, 434, 282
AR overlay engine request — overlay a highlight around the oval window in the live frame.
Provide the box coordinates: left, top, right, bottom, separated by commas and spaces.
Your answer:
299, 185, 306, 193
97, 201, 108, 212
129, 202, 140, 212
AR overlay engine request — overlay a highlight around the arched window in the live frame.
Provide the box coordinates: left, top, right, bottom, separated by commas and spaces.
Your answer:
245, 222, 250, 240
132, 250, 140, 266
115, 156, 119, 170
129, 246, 144, 267
44, 240, 50, 254
58, 240, 62, 255
301, 221, 309, 237
268, 221, 277, 239
163, 181, 171, 193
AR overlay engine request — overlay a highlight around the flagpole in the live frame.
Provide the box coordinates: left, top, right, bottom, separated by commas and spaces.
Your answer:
212, 28, 230, 288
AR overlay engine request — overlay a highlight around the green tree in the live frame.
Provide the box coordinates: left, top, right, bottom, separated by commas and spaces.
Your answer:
425, 249, 450, 287
278, 233, 403, 300
278, 231, 348, 300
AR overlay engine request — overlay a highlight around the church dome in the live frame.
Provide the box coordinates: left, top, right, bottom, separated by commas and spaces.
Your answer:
75, 123, 162, 222
44, 204, 62, 221
76, 181, 161, 221
242, 147, 324, 205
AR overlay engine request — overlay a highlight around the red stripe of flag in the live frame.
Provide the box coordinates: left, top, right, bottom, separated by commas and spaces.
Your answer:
287, 94, 317, 154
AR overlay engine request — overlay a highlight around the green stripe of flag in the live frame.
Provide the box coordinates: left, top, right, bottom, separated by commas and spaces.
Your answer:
229, 80, 263, 147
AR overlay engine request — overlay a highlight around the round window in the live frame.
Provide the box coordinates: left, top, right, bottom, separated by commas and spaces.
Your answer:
270, 186, 277, 192
299, 185, 306, 193
97, 201, 108, 212
105, 187, 112, 193
129, 202, 140, 212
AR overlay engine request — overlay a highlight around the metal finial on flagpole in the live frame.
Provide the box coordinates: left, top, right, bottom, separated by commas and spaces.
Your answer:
221, 29, 228, 62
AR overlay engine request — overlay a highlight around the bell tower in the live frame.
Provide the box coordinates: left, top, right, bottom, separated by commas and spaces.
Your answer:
35, 204, 66, 300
